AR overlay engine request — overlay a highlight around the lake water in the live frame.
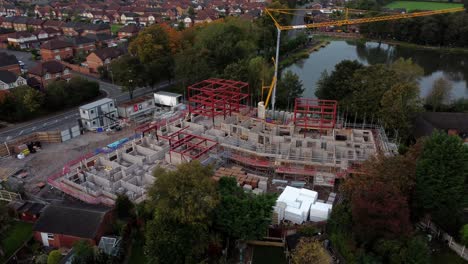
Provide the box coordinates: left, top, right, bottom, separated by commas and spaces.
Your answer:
286, 41, 468, 99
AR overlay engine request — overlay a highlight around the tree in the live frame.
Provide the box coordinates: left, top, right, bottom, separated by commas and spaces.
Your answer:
188, 6, 195, 17
389, 58, 424, 84
276, 70, 304, 110
128, 24, 171, 64
44, 80, 68, 110
426, 77, 453, 112
315, 60, 364, 100
115, 194, 134, 219
415, 131, 468, 232
110, 55, 144, 99
373, 236, 430, 264
47, 250, 62, 264
348, 181, 412, 242
461, 224, 468, 246
214, 177, 276, 240
379, 82, 421, 139
145, 162, 219, 263
72, 240, 95, 264
291, 238, 332, 264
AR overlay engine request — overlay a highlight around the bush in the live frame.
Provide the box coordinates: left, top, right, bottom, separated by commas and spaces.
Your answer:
47, 250, 62, 264
461, 224, 468, 246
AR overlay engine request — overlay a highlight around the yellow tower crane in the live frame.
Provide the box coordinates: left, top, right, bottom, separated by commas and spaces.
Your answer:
262, 6, 465, 113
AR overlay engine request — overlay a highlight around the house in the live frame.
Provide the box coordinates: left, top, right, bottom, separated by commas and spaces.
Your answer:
80, 98, 118, 130
82, 23, 111, 36
1, 17, 14, 29
0, 52, 21, 75
89, 33, 118, 47
183, 16, 192, 28
194, 9, 217, 24
7, 31, 38, 49
0, 70, 27, 90
40, 39, 73, 61
11, 17, 29, 32
86, 47, 124, 73
34, 27, 62, 41
0, 27, 15, 46
42, 20, 65, 30
117, 24, 139, 39
28, 60, 72, 88
33, 204, 113, 248
68, 36, 96, 54
8, 200, 46, 222
121, 12, 139, 25
412, 112, 468, 141
26, 18, 45, 30
62, 22, 83, 36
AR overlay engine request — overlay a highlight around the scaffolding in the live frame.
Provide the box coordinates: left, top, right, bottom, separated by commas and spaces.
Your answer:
187, 79, 249, 122
293, 98, 337, 130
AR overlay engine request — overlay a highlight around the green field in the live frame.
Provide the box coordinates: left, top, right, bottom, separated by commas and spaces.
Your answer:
0, 222, 33, 262
385, 1, 463, 11
111, 24, 123, 34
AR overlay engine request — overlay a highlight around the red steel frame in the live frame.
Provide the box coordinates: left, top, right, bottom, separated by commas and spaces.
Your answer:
159, 127, 218, 162
187, 79, 249, 121
293, 98, 337, 130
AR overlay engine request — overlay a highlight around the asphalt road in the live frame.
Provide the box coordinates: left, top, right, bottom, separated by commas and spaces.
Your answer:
0, 49, 172, 142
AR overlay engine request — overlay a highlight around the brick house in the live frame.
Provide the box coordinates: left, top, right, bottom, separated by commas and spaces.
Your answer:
0, 70, 27, 90
12, 17, 29, 32
27, 18, 45, 30
0, 52, 21, 75
86, 47, 124, 73
28, 60, 72, 89
87, 33, 117, 48
62, 22, 83, 36
42, 20, 65, 31
34, 28, 62, 41
7, 31, 38, 49
82, 23, 111, 36
68, 36, 96, 55
117, 24, 140, 39
33, 204, 113, 248
40, 39, 73, 61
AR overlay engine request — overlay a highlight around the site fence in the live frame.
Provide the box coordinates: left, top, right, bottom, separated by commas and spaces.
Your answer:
420, 220, 468, 261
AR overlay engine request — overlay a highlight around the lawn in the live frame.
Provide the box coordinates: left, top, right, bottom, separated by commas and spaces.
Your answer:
111, 24, 123, 35
0, 222, 33, 262
385, 1, 463, 11
251, 246, 287, 264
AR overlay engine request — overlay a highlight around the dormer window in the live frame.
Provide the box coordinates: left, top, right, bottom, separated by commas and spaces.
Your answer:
45, 73, 51, 79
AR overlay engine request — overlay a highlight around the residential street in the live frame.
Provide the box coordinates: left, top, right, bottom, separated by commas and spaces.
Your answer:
0, 49, 171, 142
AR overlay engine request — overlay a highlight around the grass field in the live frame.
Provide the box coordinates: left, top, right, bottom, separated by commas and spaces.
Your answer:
0, 222, 33, 262
111, 24, 123, 34
385, 1, 463, 11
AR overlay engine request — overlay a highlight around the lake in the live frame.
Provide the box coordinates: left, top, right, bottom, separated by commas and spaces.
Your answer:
286, 41, 468, 99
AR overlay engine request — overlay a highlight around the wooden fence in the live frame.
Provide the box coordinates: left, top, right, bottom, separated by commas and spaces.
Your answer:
0, 131, 62, 158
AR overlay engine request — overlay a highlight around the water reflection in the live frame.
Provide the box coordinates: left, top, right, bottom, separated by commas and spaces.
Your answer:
286, 41, 468, 99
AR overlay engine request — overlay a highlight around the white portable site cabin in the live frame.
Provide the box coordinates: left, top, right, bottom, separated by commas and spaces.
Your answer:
153, 91, 182, 107
79, 98, 118, 131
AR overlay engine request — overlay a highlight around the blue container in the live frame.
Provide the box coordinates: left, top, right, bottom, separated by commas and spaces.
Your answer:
97, 127, 103, 133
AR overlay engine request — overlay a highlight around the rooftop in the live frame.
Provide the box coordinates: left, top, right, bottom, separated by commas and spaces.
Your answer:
80, 98, 115, 110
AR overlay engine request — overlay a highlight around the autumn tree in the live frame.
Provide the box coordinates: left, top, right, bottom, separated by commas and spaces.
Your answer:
145, 162, 219, 263
426, 77, 453, 112
415, 131, 468, 232
291, 238, 332, 264
47, 250, 62, 264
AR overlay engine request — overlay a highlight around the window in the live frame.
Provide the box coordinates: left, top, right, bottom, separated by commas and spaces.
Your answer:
111, 113, 115, 118
47, 233, 54, 240
90, 110, 94, 114
109, 103, 113, 107
54, 49, 59, 53
79, 44, 83, 48
45, 73, 50, 79
66, 47, 71, 51
64, 69, 69, 74
92, 120, 96, 125
55, 73, 60, 78
82, 110, 86, 114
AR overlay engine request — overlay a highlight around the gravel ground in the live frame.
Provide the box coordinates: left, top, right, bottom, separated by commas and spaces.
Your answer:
0, 123, 138, 198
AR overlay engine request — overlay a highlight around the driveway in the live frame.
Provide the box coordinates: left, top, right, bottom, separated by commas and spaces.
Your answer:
0, 49, 38, 69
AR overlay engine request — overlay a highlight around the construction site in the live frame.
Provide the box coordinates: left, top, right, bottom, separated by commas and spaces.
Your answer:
46, 78, 396, 206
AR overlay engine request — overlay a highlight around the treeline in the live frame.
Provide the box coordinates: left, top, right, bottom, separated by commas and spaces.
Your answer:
328, 131, 468, 263
360, 12, 468, 48
316, 58, 423, 140
106, 2, 306, 108
0, 77, 99, 122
